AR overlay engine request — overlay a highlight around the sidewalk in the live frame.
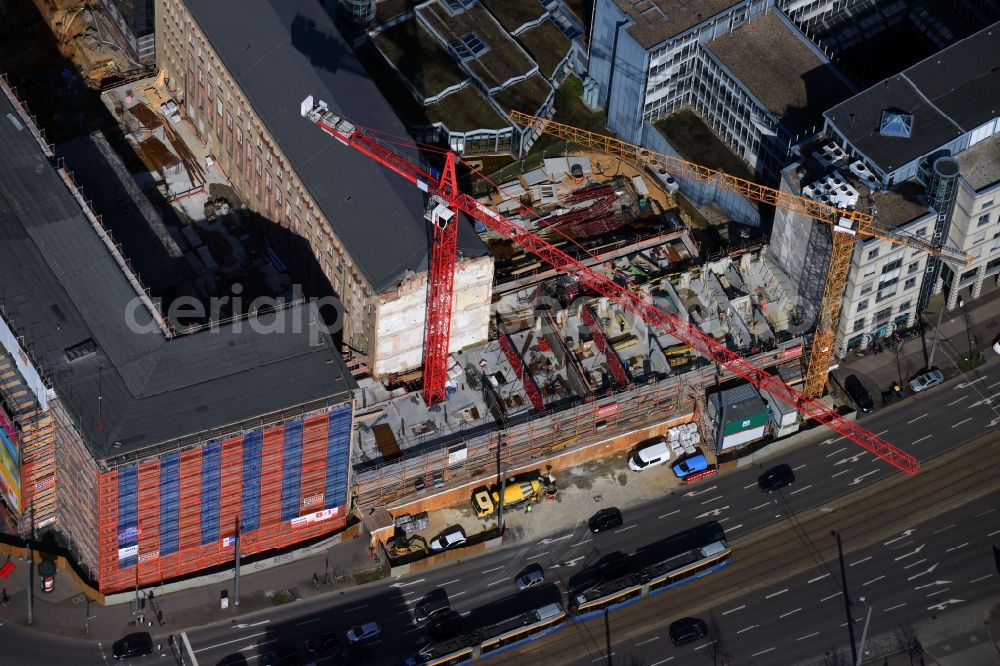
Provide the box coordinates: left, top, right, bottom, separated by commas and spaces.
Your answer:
837, 281, 1000, 403
0, 527, 383, 642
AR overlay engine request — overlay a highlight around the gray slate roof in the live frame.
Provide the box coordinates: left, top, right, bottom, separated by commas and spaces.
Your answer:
0, 92, 354, 461
182, 0, 487, 293
825, 24, 1000, 174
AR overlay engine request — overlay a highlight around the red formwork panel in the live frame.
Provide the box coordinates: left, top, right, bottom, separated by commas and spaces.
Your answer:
135, 460, 161, 578
96, 469, 119, 589
252, 425, 286, 553
218, 436, 243, 544
297, 414, 329, 514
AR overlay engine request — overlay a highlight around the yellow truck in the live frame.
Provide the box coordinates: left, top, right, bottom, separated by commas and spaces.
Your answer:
472, 479, 541, 518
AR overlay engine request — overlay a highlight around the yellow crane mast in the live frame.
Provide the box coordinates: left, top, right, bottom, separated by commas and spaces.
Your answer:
507, 111, 972, 398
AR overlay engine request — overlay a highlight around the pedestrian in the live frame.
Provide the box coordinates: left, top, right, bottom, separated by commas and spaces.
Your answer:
1, 588, 8, 607
525, 502, 532, 515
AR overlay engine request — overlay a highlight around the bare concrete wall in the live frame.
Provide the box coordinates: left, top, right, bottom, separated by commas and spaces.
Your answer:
385, 413, 692, 516
373, 255, 494, 377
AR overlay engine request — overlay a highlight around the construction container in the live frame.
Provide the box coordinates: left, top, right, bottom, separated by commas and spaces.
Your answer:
706, 384, 769, 453
95, 404, 353, 593
758, 386, 800, 439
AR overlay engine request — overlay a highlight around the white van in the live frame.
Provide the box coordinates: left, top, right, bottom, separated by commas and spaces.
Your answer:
628, 439, 671, 471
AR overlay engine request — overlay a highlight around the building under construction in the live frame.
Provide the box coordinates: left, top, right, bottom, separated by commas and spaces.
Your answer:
0, 81, 354, 593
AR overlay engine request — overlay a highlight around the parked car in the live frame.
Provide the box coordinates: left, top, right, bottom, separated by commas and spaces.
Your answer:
910, 368, 945, 393
758, 463, 795, 493
305, 631, 339, 654
414, 595, 450, 623
346, 622, 381, 643
672, 453, 709, 479
429, 525, 467, 552
628, 439, 671, 471
993, 338, 1000, 355
112, 632, 153, 660
260, 642, 299, 666
669, 617, 709, 645
588, 507, 623, 533
515, 564, 545, 590
425, 611, 464, 641
844, 374, 876, 413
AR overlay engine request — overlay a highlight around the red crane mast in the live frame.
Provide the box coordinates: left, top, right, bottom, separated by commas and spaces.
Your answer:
300, 96, 919, 475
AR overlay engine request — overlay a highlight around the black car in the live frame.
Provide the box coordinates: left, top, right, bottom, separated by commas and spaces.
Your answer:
758, 463, 795, 493
112, 632, 153, 660
261, 642, 300, 666
426, 610, 464, 641
305, 631, 339, 654
332, 644, 370, 665
844, 374, 876, 413
669, 617, 709, 646
588, 507, 623, 533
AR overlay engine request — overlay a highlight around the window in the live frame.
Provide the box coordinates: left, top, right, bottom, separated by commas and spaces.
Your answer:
874, 306, 892, 322
978, 213, 991, 228
867, 248, 879, 261
857, 299, 869, 313
853, 319, 865, 333
907, 261, 919, 274
915, 227, 926, 237
904, 277, 917, 290
448, 32, 487, 61
898, 301, 911, 313
983, 199, 994, 209
876, 287, 896, 303
860, 283, 873, 296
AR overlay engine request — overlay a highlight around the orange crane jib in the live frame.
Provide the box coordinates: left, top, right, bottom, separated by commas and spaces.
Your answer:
300, 96, 919, 475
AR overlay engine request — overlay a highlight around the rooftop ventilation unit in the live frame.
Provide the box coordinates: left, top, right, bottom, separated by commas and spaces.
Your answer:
65, 338, 97, 362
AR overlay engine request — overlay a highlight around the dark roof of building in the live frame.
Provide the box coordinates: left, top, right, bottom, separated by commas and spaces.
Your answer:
0, 92, 354, 461
706, 10, 854, 137
182, 0, 487, 293
825, 24, 1000, 174
612, 0, 742, 49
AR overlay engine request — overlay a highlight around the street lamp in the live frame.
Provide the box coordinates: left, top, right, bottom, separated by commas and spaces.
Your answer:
855, 596, 873, 666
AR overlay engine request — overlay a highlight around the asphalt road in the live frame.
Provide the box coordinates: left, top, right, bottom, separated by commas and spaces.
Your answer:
173, 360, 1000, 666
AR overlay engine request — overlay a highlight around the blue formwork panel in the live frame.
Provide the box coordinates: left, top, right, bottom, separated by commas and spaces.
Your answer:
241, 431, 263, 532
199, 441, 221, 545
280, 419, 304, 522
159, 452, 181, 556
117, 464, 138, 570
324, 405, 352, 510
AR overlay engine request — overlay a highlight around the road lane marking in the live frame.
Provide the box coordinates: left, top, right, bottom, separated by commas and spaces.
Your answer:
450, 591, 468, 598
876, 430, 889, 436
975, 508, 996, 518
908, 414, 928, 423
700, 495, 725, 504
926, 588, 951, 597
614, 525, 637, 534
194, 631, 268, 652
840, 617, 864, 627
793, 464, 807, 470
951, 417, 973, 428
635, 636, 660, 647
790, 484, 813, 495
402, 591, 418, 597
948, 395, 969, 406
181, 633, 199, 666
650, 659, 674, 666
820, 591, 842, 602
903, 558, 927, 570
693, 640, 717, 651
831, 470, 851, 478
486, 580, 506, 587
912, 435, 932, 445
797, 632, 820, 641
826, 447, 848, 458
988, 529, 1000, 537
442, 579, 461, 585
345, 604, 369, 611
743, 482, 759, 489
969, 574, 994, 583
779, 608, 802, 618
526, 551, 549, 560
932, 524, 955, 534
297, 617, 323, 625
727, 523, 743, 532
850, 556, 872, 567
570, 538, 593, 548
751, 502, 770, 510
658, 509, 680, 519
722, 605, 746, 615
863, 575, 885, 586
481, 566, 504, 574
808, 574, 830, 583
882, 603, 906, 612
765, 588, 788, 599
752, 648, 776, 657
592, 653, 614, 662
945, 543, 968, 553
989, 380, 1000, 389
737, 625, 757, 634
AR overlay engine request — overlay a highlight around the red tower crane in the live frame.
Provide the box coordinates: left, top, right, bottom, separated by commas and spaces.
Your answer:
300, 96, 919, 475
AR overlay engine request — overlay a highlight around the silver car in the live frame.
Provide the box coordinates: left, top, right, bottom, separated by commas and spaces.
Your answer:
515, 564, 544, 590
909, 368, 944, 393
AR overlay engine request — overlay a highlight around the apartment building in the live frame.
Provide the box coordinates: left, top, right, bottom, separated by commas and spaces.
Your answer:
154, 0, 494, 377
771, 23, 1000, 355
